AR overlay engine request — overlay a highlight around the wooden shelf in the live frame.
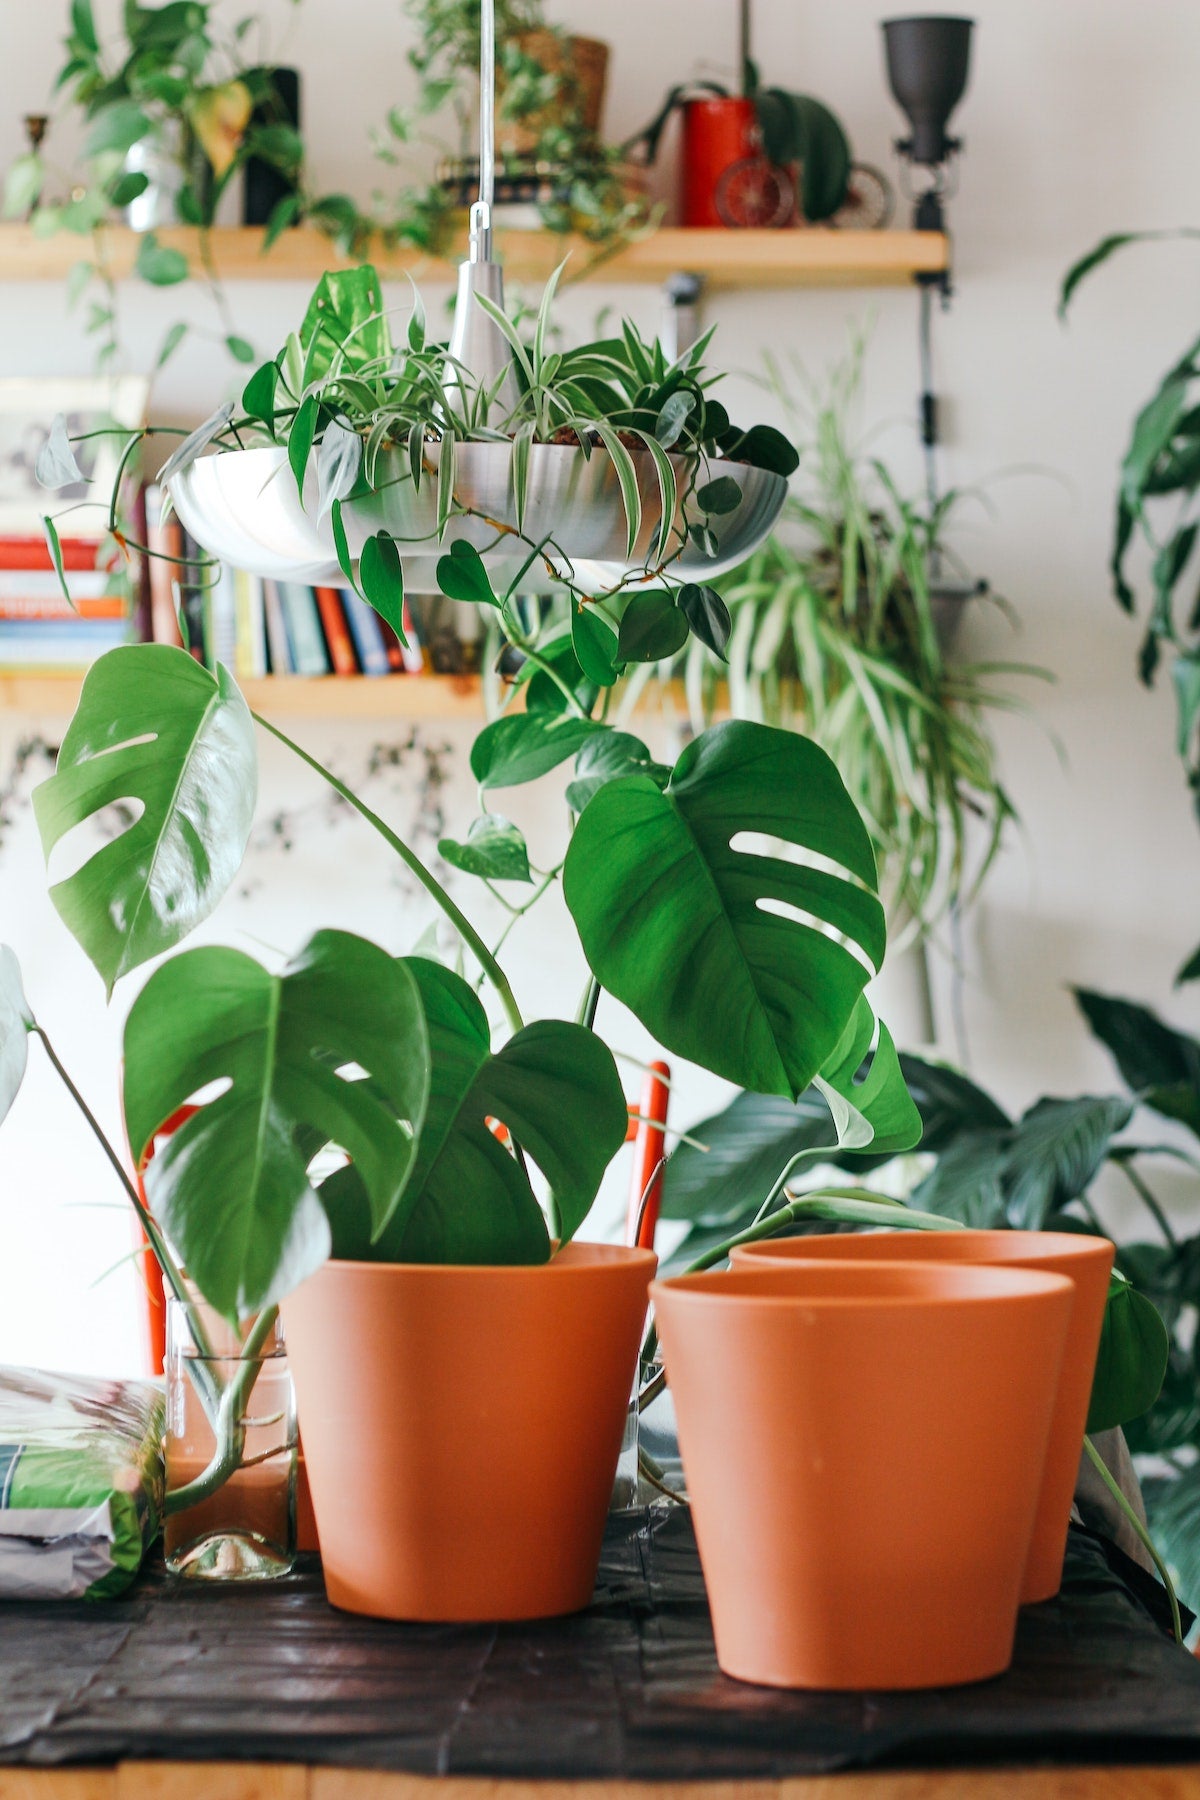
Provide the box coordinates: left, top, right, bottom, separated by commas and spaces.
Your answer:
0, 672, 486, 721
0, 223, 948, 291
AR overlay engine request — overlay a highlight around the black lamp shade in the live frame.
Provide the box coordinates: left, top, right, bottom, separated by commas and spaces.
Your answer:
882, 16, 973, 166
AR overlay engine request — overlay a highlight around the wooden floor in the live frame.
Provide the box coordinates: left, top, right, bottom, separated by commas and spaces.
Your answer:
3, 1768, 1200, 1799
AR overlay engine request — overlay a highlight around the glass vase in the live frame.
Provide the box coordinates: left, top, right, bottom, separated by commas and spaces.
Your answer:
164, 1289, 297, 1580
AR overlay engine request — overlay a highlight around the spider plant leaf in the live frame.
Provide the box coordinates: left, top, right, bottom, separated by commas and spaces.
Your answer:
632, 428, 678, 564
437, 432, 456, 536
408, 418, 427, 493
510, 419, 536, 534
533, 258, 568, 379
315, 415, 362, 520
473, 292, 535, 390
591, 419, 641, 559
564, 720, 885, 1098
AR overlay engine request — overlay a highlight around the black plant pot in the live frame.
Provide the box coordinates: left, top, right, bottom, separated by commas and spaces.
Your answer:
242, 66, 302, 228
882, 17, 973, 167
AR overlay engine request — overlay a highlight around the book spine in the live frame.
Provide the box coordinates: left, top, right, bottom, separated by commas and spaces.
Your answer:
176, 527, 210, 666
339, 588, 390, 677
0, 537, 109, 571
206, 563, 238, 673
398, 600, 426, 674
314, 587, 358, 676
0, 591, 125, 621
278, 584, 331, 676
232, 568, 267, 679
262, 579, 294, 675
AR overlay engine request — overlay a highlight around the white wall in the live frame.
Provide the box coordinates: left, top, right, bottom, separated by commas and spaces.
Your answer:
2, 0, 1200, 1373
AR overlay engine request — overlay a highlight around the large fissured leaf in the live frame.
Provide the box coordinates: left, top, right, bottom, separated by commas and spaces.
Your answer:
0, 946, 32, 1128
322, 960, 628, 1264
563, 721, 885, 1098
33, 645, 257, 994
123, 930, 429, 1322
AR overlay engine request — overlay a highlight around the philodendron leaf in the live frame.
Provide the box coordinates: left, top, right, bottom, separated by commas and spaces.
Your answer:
617, 590, 689, 662
123, 930, 430, 1323
564, 720, 885, 1098
696, 475, 742, 515
32, 645, 257, 994
565, 729, 670, 814
35, 414, 85, 490
359, 530, 405, 637
321, 960, 628, 1262
1087, 1272, 1170, 1433
438, 814, 532, 883
470, 711, 598, 790
436, 539, 498, 606
0, 946, 33, 1129
571, 605, 620, 687
678, 582, 732, 658
299, 266, 388, 385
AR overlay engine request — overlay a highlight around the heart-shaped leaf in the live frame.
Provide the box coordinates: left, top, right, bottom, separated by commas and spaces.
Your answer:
679, 582, 732, 658
287, 393, 318, 500
564, 720, 885, 1098
241, 360, 279, 433
32, 645, 257, 994
436, 539, 498, 607
123, 930, 430, 1322
35, 414, 85, 491
359, 530, 405, 638
1088, 1273, 1170, 1432
565, 729, 670, 814
322, 960, 627, 1263
571, 605, 619, 687
617, 591, 688, 663
696, 474, 743, 515
135, 232, 189, 287
439, 814, 532, 883
470, 711, 598, 790
724, 423, 799, 476
0, 946, 33, 1129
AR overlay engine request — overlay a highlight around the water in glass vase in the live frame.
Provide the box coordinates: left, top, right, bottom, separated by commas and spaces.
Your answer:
164, 1291, 297, 1580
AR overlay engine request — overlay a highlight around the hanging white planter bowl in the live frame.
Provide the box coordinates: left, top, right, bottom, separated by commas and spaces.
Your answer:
168, 443, 788, 592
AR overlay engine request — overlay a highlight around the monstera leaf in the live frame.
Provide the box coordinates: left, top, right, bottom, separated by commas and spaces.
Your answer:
33, 646, 257, 995
0, 947, 32, 1129
123, 930, 430, 1322
563, 721, 885, 1098
814, 995, 922, 1157
321, 960, 628, 1265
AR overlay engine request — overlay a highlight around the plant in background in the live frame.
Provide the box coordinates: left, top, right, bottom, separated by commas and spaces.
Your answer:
5, 0, 366, 372
1060, 231, 1200, 978
370, 0, 648, 260
635, 344, 1042, 941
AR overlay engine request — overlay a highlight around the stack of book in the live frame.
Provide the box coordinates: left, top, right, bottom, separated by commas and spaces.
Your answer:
0, 535, 131, 673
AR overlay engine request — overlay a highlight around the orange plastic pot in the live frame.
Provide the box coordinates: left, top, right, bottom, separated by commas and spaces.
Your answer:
651, 1261, 1073, 1690
281, 1243, 656, 1621
732, 1230, 1114, 1603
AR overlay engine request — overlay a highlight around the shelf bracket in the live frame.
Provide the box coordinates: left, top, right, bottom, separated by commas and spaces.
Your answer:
661, 271, 705, 360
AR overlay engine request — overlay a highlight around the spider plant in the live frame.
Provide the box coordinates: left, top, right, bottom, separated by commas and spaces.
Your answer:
634, 344, 1045, 940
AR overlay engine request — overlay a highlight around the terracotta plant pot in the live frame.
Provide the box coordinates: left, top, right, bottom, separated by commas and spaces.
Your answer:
282, 1243, 655, 1621
651, 1261, 1073, 1690
733, 1230, 1114, 1603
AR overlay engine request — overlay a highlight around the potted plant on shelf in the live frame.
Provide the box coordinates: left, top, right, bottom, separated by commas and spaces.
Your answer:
1, 261, 961, 1622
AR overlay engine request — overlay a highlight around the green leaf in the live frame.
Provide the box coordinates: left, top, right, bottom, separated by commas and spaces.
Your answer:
910, 1128, 1011, 1227
697, 474, 743, 515
156, 320, 188, 369
617, 591, 688, 662
225, 334, 256, 365
134, 232, 189, 286
1075, 987, 1200, 1137
678, 582, 732, 658
241, 359, 278, 431
0, 946, 33, 1129
287, 394, 318, 501
1174, 654, 1200, 759
813, 995, 922, 1157
564, 720, 885, 1098
571, 606, 619, 687
1087, 1273, 1170, 1432
42, 517, 74, 609
124, 932, 430, 1322
724, 423, 799, 476
329, 497, 356, 590
565, 729, 669, 814
299, 265, 387, 385
262, 191, 301, 250
1002, 1094, 1135, 1229
108, 170, 149, 208
1145, 1460, 1200, 1618
328, 960, 627, 1261
436, 539, 498, 607
3, 153, 44, 219
32, 646, 257, 995
438, 814, 532, 883
71, 0, 99, 54
1059, 232, 1146, 318
470, 712, 598, 790
157, 401, 233, 485
1176, 941, 1200, 987
84, 100, 151, 160
315, 416, 362, 519
655, 391, 693, 449
359, 531, 405, 638
898, 1052, 1013, 1148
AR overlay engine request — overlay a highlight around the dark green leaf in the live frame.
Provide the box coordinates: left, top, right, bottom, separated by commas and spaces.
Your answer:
262, 192, 301, 250
134, 232, 189, 286
1002, 1094, 1135, 1228
724, 423, 799, 476
155, 320, 188, 369
438, 814, 532, 884
1059, 232, 1146, 318
359, 531, 405, 638
617, 591, 689, 662
32, 646, 257, 994
565, 729, 669, 814
329, 498, 356, 591
470, 712, 597, 790
697, 475, 743, 515
241, 359, 278, 431
41, 517, 73, 610
436, 539, 498, 607
571, 605, 619, 687
225, 334, 256, 365
124, 931, 429, 1321
910, 1128, 1012, 1226
84, 100, 151, 159
287, 394, 318, 500
678, 582, 731, 658
71, 0, 99, 54
1075, 987, 1200, 1136
108, 170, 149, 208
1145, 1460, 1200, 1617
896, 1051, 1013, 1150
1087, 1274, 1170, 1432
564, 721, 885, 1098
1176, 941, 1200, 987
